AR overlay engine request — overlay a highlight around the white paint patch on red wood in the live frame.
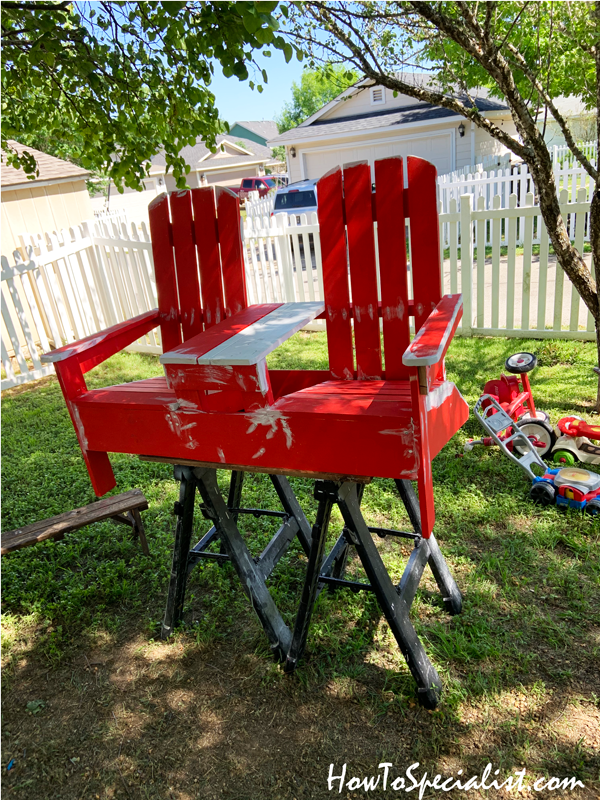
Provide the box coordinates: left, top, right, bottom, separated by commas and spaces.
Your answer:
245, 406, 293, 448
196, 302, 324, 366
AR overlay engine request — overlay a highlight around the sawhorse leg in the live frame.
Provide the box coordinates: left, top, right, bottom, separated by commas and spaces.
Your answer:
161, 466, 312, 661
161, 466, 197, 639
337, 482, 442, 709
395, 479, 462, 615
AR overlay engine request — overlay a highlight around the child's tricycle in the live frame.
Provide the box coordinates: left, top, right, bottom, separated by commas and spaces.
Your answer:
465, 352, 556, 457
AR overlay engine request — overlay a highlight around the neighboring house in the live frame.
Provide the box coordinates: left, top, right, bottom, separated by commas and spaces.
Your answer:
268, 75, 517, 183
147, 134, 279, 192
1, 140, 92, 256
228, 120, 279, 148
96, 132, 285, 223
537, 96, 596, 148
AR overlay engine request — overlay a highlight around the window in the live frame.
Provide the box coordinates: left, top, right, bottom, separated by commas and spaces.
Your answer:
370, 86, 385, 105
242, 179, 253, 188
274, 190, 317, 210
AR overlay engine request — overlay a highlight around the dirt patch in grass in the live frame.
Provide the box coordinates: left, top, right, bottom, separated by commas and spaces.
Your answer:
2, 607, 599, 800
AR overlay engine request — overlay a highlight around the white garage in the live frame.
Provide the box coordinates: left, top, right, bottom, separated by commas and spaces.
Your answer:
269, 77, 515, 184
302, 132, 454, 181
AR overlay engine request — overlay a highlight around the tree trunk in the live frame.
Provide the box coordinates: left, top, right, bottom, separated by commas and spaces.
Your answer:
591, 187, 600, 411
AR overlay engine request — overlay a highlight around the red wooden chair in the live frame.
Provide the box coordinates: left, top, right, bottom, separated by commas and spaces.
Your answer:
43, 157, 468, 708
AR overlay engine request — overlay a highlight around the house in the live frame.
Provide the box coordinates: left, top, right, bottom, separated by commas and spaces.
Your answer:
268, 75, 517, 182
227, 121, 280, 148
1, 141, 92, 256
147, 134, 280, 192
537, 96, 596, 148
94, 132, 285, 223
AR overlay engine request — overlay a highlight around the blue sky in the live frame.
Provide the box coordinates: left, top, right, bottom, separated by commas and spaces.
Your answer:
210, 48, 306, 126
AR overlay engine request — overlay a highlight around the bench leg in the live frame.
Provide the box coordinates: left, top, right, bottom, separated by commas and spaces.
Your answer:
337, 482, 442, 709
161, 466, 197, 639
395, 479, 462, 616
130, 508, 150, 556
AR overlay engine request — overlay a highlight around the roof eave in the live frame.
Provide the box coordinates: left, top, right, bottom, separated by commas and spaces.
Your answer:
2, 172, 90, 191
267, 108, 511, 147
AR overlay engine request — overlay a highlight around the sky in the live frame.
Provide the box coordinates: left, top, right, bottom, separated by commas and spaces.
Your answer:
209, 48, 306, 126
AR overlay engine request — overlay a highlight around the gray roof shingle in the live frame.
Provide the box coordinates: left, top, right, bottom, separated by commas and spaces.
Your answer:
150, 134, 272, 171
1, 140, 90, 187
269, 97, 508, 145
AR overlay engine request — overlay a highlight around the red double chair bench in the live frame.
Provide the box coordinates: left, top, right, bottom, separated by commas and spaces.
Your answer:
44, 157, 468, 708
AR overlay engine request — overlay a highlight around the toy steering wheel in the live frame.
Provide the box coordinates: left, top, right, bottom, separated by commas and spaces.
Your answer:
505, 352, 537, 374
558, 416, 579, 435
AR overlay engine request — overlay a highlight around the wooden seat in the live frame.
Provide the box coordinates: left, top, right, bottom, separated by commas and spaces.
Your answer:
2, 489, 149, 556
43, 157, 468, 707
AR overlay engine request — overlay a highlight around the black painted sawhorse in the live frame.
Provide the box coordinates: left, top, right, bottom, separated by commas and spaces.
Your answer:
285, 479, 462, 709
161, 465, 461, 708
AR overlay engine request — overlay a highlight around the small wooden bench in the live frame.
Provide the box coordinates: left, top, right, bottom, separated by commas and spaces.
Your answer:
1, 489, 149, 556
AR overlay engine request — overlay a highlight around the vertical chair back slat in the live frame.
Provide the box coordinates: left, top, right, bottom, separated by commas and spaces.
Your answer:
148, 194, 182, 352
406, 157, 442, 333
344, 161, 382, 379
317, 156, 442, 381
318, 168, 354, 380
170, 190, 203, 340
149, 187, 248, 350
375, 157, 410, 380
216, 187, 247, 317
192, 188, 225, 329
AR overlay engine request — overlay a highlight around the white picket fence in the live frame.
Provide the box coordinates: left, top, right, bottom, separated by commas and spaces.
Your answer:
551, 140, 597, 169
1, 220, 161, 389
244, 191, 276, 220
243, 191, 595, 342
1, 191, 595, 391
443, 152, 511, 181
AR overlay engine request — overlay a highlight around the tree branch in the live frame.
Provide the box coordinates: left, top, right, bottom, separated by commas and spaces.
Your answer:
505, 42, 598, 179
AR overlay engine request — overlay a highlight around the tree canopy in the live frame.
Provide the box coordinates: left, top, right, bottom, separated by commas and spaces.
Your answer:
276, 65, 358, 133
1, 0, 299, 190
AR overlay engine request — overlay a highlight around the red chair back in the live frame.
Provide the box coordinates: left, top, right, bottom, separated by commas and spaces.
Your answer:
148, 187, 247, 353
317, 157, 442, 381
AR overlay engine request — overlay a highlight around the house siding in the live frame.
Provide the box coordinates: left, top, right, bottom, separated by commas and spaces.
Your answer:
322, 87, 432, 121
1, 178, 93, 257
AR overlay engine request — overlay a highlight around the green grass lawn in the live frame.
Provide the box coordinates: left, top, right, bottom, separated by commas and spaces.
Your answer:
2, 333, 599, 799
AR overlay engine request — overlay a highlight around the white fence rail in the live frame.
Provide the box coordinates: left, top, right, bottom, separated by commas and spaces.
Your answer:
2, 192, 595, 391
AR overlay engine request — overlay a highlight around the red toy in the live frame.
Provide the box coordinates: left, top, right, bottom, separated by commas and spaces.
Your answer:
42, 157, 469, 709
465, 352, 556, 455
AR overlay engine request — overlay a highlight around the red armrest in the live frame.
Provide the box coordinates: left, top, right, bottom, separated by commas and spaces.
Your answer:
402, 294, 463, 368
41, 309, 161, 374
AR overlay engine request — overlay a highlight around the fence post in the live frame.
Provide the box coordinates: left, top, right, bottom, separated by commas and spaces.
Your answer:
459, 194, 473, 335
